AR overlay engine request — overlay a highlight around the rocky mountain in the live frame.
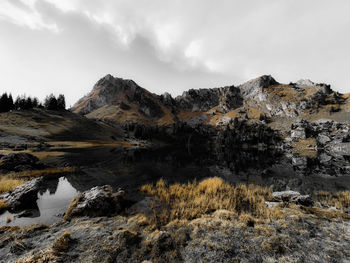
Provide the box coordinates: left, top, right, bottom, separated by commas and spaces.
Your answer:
72, 74, 350, 129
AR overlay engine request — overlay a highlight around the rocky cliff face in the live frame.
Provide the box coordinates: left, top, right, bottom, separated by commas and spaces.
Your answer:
174, 85, 242, 113
72, 74, 348, 129
72, 74, 164, 119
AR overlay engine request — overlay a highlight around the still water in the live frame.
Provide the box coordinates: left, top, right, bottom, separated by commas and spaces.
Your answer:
0, 177, 79, 226
1, 145, 350, 227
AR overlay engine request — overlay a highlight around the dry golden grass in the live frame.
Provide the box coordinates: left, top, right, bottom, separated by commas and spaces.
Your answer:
140, 177, 278, 227
63, 195, 81, 221
0, 200, 8, 211
49, 140, 133, 149
51, 232, 73, 256
0, 178, 26, 194
15, 249, 55, 263
0, 167, 77, 194
315, 191, 350, 210
209, 106, 266, 126
177, 110, 205, 121
268, 85, 298, 102
6, 167, 76, 180
16, 231, 74, 262
0, 150, 65, 161
157, 104, 176, 126
290, 138, 317, 158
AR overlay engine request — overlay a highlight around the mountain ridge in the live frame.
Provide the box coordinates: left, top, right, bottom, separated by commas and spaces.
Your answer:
72, 74, 350, 128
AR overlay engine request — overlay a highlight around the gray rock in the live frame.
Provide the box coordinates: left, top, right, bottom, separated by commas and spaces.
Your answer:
265, 201, 279, 208
239, 75, 277, 99
317, 134, 331, 146
291, 128, 306, 140
0, 178, 42, 212
272, 190, 313, 206
319, 153, 332, 163
292, 156, 307, 167
296, 79, 315, 87
64, 185, 125, 221
273, 190, 301, 201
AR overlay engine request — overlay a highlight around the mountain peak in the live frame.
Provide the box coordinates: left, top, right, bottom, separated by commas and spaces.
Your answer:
295, 79, 315, 87
239, 75, 278, 99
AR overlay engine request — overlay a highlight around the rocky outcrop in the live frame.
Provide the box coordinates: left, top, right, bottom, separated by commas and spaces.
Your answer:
290, 119, 350, 151
239, 75, 278, 100
175, 85, 242, 113
64, 185, 126, 221
72, 75, 164, 118
272, 190, 313, 206
0, 178, 43, 212
239, 76, 334, 118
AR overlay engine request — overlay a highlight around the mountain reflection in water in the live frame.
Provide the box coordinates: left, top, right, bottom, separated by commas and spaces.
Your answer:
1, 145, 350, 227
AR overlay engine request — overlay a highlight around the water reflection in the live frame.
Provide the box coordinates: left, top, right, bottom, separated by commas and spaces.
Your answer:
0, 177, 79, 227
1, 145, 350, 227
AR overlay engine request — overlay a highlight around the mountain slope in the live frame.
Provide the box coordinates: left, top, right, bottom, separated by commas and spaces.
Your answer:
72, 74, 349, 128
0, 108, 123, 142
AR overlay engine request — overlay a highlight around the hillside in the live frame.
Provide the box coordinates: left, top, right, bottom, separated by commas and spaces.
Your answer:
72, 74, 350, 130
0, 108, 124, 144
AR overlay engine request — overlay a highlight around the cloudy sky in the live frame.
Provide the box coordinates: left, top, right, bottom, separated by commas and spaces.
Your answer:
1, 0, 350, 106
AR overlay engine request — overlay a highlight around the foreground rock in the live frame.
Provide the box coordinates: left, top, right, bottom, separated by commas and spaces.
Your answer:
0, 178, 42, 212
64, 185, 126, 221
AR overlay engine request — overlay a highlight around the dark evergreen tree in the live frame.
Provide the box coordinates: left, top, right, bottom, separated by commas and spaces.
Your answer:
0, 93, 14, 112
14, 96, 20, 110
44, 94, 58, 110
32, 97, 39, 108
57, 94, 66, 110
0, 93, 8, 112
8, 94, 14, 110
25, 97, 33, 110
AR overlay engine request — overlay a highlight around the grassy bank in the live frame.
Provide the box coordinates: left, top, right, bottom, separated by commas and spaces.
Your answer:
141, 177, 284, 227
141, 177, 350, 227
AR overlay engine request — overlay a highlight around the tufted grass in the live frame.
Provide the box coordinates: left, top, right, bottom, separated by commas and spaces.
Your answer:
140, 177, 281, 227
315, 191, 350, 210
0, 178, 26, 194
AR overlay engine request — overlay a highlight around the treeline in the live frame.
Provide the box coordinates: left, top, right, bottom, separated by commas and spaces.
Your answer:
0, 93, 66, 113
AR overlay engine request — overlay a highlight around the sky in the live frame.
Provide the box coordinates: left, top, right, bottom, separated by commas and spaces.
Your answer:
0, 0, 350, 107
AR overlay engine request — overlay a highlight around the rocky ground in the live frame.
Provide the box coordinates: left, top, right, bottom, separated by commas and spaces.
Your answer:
0, 182, 349, 263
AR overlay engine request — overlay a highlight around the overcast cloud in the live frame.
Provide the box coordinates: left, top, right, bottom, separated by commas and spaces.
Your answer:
0, 0, 350, 106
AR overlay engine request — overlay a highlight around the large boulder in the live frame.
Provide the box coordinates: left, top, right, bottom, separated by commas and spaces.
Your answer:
64, 185, 125, 221
0, 178, 42, 212
0, 153, 42, 172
